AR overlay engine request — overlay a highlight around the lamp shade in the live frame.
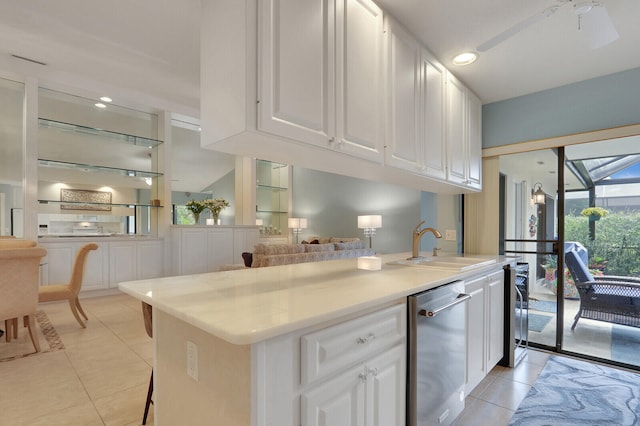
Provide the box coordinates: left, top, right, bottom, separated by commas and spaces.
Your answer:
358, 215, 382, 229
288, 218, 307, 229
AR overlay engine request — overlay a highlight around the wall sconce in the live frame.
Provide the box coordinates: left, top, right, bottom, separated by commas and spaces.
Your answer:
532, 182, 546, 205
358, 215, 382, 249
288, 218, 307, 243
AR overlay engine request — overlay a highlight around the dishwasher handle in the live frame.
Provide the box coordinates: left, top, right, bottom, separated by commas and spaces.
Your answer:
418, 293, 471, 318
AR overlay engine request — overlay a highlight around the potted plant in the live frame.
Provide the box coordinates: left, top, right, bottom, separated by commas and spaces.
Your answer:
580, 207, 609, 221
203, 198, 230, 225
185, 200, 206, 224
541, 254, 557, 285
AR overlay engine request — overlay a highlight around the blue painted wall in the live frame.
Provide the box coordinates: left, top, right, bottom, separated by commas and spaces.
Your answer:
483, 67, 640, 147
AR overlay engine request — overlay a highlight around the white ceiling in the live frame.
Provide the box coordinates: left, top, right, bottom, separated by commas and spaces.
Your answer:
1, 0, 639, 109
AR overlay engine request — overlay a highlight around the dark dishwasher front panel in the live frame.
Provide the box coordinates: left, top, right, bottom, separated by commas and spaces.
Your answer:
407, 281, 468, 426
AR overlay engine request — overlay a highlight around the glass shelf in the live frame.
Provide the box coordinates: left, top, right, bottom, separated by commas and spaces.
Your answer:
257, 209, 288, 214
38, 118, 163, 148
38, 159, 163, 178
38, 200, 163, 208
257, 184, 288, 191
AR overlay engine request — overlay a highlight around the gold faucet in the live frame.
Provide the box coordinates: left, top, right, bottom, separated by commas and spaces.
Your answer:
410, 221, 443, 259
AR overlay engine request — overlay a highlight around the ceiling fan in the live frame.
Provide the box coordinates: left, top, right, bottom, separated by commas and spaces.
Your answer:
477, 0, 619, 52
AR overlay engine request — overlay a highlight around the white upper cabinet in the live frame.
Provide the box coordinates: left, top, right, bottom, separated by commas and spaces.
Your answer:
201, 0, 480, 193
334, 0, 384, 161
259, 0, 383, 162
259, 0, 333, 146
420, 48, 447, 180
384, 16, 447, 181
384, 16, 421, 172
446, 72, 482, 190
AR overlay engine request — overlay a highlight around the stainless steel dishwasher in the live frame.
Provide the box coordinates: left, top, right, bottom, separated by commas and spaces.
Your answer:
407, 281, 470, 426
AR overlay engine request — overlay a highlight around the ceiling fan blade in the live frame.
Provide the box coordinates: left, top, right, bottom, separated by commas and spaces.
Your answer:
580, 4, 619, 49
477, 3, 566, 52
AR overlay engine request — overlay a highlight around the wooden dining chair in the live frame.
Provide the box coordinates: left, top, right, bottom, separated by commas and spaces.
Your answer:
38, 243, 98, 328
0, 245, 48, 352
0, 239, 37, 341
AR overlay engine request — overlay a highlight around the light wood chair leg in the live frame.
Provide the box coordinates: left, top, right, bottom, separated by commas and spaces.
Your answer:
26, 314, 41, 352
68, 299, 86, 328
75, 297, 88, 321
12, 318, 18, 338
4, 319, 11, 342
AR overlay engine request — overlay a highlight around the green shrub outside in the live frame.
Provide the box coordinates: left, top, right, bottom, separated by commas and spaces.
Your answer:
565, 211, 640, 276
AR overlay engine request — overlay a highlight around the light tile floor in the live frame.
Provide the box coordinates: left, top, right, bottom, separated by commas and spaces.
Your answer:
0, 293, 154, 426
453, 347, 552, 426
0, 293, 575, 426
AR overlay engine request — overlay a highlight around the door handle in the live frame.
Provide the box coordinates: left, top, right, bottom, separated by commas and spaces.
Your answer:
419, 293, 471, 318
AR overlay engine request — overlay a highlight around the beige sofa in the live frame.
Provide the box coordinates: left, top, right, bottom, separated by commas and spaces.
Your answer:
251, 237, 375, 268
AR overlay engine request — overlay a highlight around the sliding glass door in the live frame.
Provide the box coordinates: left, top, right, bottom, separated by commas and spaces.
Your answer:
500, 148, 562, 351
500, 139, 640, 369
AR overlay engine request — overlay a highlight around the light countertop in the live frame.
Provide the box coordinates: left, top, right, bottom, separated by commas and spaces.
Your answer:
119, 253, 516, 345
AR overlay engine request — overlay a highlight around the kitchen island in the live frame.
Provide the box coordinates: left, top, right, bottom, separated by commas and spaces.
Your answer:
119, 253, 515, 425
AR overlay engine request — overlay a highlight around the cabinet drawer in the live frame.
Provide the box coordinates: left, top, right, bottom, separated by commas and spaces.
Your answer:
301, 304, 406, 385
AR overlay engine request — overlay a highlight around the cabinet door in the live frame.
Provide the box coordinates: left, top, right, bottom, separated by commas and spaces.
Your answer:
109, 242, 136, 287
465, 278, 486, 393
420, 48, 446, 180
259, 0, 334, 147
366, 345, 405, 426
487, 271, 504, 369
335, 0, 383, 162
207, 228, 234, 272
40, 243, 74, 287
384, 16, 421, 172
79, 242, 109, 291
179, 228, 208, 275
467, 90, 482, 189
446, 72, 468, 186
137, 240, 164, 280
301, 363, 366, 426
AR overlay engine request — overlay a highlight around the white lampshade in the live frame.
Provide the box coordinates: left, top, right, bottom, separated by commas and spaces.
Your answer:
357, 215, 382, 229
288, 218, 307, 229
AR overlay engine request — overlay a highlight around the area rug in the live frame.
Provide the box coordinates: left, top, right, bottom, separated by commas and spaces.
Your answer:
528, 312, 553, 332
611, 325, 640, 366
509, 355, 640, 425
529, 300, 556, 314
0, 311, 64, 362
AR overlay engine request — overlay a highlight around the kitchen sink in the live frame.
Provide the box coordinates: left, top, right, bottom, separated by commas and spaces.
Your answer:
387, 256, 496, 271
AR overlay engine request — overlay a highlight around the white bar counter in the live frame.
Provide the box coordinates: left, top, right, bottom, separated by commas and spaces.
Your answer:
119, 253, 512, 345
118, 253, 515, 425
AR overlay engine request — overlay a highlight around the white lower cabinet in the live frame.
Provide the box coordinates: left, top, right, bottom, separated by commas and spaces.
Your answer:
465, 269, 504, 393
172, 226, 260, 275
39, 239, 163, 292
300, 304, 406, 426
302, 344, 404, 426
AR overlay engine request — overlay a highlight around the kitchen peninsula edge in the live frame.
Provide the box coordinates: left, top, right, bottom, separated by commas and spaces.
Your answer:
119, 253, 516, 425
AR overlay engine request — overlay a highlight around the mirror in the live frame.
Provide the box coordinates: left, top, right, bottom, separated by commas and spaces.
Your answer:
171, 122, 236, 224
0, 78, 25, 236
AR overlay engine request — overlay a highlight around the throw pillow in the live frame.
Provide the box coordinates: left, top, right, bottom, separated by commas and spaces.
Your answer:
241, 252, 253, 268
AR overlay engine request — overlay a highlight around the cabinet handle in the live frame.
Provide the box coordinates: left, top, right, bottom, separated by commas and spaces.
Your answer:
368, 367, 378, 377
356, 333, 376, 345
358, 372, 368, 382
329, 137, 335, 143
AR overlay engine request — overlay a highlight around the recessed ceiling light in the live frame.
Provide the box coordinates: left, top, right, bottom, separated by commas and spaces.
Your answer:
452, 51, 478, 66
95, 102, 107, 108
99, 96, 113, 103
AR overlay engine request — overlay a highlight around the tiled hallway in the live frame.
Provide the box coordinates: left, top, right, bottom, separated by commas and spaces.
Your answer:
0, 293, 153, 425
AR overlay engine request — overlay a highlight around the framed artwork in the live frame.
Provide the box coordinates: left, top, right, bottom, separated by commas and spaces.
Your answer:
61, 188, 112, 211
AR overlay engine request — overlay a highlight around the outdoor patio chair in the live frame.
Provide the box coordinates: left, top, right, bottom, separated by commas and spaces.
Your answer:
565, 249, 640, 330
